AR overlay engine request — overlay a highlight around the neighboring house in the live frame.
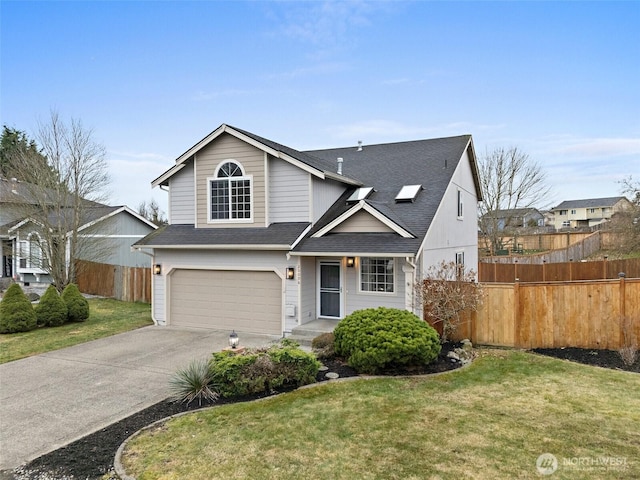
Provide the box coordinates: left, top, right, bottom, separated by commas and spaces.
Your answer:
0, 177, 157, 285
134, 124, 482, 336
481, 208, 545, 231
550, 197, 633, 230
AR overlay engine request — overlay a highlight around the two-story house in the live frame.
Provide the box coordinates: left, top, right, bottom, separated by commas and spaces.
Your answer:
550, 197, 633, 230
134, 124, 482, 336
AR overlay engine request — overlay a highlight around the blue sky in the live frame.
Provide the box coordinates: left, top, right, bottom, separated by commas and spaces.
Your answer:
1, 0, 639, 215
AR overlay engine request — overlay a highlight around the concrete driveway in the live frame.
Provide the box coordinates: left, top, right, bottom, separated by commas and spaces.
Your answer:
0, 326, 280, 471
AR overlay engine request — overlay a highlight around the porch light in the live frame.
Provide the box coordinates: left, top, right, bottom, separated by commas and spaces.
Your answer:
286, 267, 295, 280
229, 330, 239, 349
153, 264, 162, 275
346, 257, 355, 268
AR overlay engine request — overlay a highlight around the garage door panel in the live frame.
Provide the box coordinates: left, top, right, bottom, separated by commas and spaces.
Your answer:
169, 269, 282, 335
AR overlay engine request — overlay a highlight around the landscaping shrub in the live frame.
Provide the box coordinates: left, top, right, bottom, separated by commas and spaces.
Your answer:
333, 307, 441, 374
0, 283, 37, 333
35, 285, 68, 327
61, 284, 90, 322
169, 358, 219, 406
210, 343, 320, 398
311, 332, 336, 360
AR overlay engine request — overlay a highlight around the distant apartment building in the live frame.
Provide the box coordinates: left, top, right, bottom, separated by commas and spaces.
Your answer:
550, 196, 633, 230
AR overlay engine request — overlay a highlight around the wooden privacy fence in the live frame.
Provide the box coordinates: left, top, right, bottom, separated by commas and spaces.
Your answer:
76, 260, 151, 303
450, 278, 640, 350
479, 258, 640, 283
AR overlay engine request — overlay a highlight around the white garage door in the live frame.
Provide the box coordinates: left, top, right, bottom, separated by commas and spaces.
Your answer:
169, 269, 282, 335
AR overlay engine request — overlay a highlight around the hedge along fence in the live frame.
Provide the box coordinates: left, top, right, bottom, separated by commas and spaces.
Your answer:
447, 278, 640, 350
75, 260, 151, 303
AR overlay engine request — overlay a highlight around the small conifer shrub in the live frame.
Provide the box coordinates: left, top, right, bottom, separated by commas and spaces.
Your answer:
35, 284, 68, 327
61, 284, 90, 322
0, 283, 37, 333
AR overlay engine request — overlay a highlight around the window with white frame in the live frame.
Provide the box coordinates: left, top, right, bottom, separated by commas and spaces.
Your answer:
455, 251, 465, 277
457, 189, 463, 218
360, 257, 394, 293
562, 220, 570, 227
209, 161, 252, 221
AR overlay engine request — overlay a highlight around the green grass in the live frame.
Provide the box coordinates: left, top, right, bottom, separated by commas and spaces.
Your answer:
121, 350, 640, 480
0, 298, 153, 364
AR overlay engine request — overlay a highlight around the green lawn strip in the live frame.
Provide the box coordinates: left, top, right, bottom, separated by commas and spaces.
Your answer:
0, 298, 153, 363
121, 350, 640, 480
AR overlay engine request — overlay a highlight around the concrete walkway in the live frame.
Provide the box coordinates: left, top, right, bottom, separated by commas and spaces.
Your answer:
0, 326, 280, 471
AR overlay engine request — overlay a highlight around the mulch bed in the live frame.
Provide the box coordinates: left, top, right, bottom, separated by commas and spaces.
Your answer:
6, 342, 637, 479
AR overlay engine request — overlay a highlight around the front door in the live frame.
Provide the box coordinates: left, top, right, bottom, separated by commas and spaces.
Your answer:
318, 261, 342, 318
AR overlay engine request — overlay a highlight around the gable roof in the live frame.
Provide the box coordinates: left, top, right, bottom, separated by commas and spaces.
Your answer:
152, 124, 361, 188
8, 205, 158, 235
552, 197, 630, 210
291, 135, 477, 256
143, 127, 480, 256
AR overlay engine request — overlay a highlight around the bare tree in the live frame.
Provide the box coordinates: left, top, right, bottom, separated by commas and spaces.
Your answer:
138, 198, 167, 226
608, 175, 640, 253
478, 147, 552, 255
416, 261, 483, 343
13, 111, 111, 290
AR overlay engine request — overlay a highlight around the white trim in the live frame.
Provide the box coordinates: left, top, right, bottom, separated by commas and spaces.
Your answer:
165, 265, 286, 334
290, 224, 313, 251
206, 160, 254, 224
264, 152, 269, 226
317, 260, 343, 319
76, 206, 158, 234
290, 251, 414, 257
358, 256, 396, 296
151, 163, 186, 188
312, 201, 414, 238
134, 244, 292, 250
308, 174, 314, 223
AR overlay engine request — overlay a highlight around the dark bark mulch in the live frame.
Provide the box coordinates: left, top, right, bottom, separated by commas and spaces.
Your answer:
532, 346, 640, 373
11, 341, 604, 479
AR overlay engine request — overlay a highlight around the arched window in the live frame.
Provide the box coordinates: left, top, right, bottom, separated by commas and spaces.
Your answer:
209, 161, 252, 221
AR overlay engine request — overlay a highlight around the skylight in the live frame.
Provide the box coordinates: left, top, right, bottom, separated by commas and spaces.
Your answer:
347, 187, 374, 202
395, 184, 422, 202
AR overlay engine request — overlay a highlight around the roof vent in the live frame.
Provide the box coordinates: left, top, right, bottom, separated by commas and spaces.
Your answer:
395, 184, 422, 202
357, 141, 363, 151
337, 157, 343, 175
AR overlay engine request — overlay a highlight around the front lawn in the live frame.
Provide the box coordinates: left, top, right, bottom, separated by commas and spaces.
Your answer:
120, 350, 639, 479
0, 298, 153, 364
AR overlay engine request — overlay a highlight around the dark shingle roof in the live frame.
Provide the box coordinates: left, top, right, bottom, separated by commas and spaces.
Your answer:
553, 197, 628, 210
134, 222, 310, 248
292, 135, 472, 255
144, 128, 476, 256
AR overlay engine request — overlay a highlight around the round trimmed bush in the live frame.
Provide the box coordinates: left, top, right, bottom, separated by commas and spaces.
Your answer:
61, 284, 90, 322
35, 285, 68, 327
0, 283, 37, 333
334, 307, 441, 374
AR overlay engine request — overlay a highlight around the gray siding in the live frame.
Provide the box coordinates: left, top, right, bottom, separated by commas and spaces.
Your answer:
152, 249, 295, 334
169, 159, 195, 224
312, 177, 346, 223
420, 147, 479, 274
332, 210, 394, 233
77, 211, 155, 267
195, 133, 266, 228
268, 157, 310, 223
299, 256, 316, 324
344, 257, 405, 314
